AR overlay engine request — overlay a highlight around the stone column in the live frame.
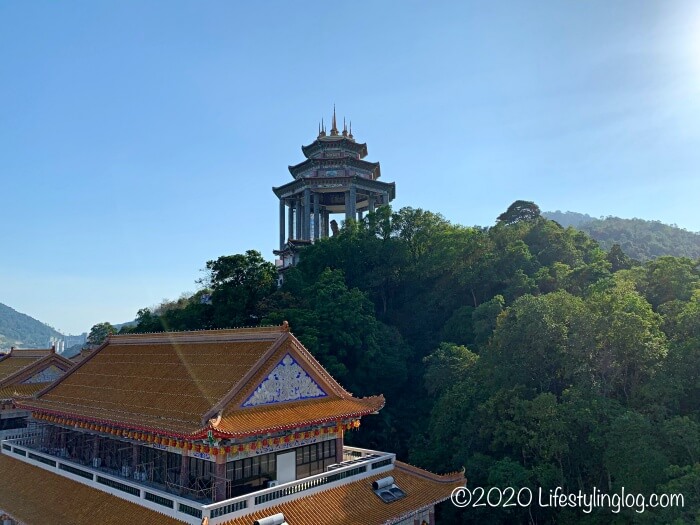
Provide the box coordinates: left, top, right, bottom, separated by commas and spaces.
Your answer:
279, 199, 286, 251
295, 197, 302, 241
323, 210, 330, 239
357, 210, 363, 221
287, 200, 294, 241
303, 188, 311, 240
382, 191, 389, 207
429, 508, 435, 525
313, 193, 320, 241
368, 193, 375, 214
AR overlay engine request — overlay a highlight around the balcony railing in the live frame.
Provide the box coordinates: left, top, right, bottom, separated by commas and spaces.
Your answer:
1, 438, 395, 525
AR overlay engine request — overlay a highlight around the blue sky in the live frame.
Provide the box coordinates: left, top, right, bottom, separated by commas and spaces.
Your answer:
1, 1, 699, 335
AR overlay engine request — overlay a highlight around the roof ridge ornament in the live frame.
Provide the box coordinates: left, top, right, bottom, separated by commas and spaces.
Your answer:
330, 104, 339, 136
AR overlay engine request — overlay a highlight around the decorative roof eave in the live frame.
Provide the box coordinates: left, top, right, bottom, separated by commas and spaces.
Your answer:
287, 157, 380, 179
273, 175, 395, 199
16, 405, 199, 440
301, 138, 368, 159
19, 395, 384, 442
201, 395, 386, 440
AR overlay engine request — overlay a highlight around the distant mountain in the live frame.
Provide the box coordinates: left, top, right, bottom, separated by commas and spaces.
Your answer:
543, 210, 595, 228
544, 211, 700, 262
0, 303, 85, 352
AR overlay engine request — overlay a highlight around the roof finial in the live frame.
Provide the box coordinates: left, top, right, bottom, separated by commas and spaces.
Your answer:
342, 117, 348, 137
330, 105, 339, 136
348, 120, 353, 140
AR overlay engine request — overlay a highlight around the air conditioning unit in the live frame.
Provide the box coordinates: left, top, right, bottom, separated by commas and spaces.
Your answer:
266, 480, 279, 488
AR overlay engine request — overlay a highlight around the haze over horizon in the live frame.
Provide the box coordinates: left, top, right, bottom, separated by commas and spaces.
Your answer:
2, 1, 700, 334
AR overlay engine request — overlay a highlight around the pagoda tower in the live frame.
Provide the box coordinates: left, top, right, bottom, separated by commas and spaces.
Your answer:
272, 108, 396, 271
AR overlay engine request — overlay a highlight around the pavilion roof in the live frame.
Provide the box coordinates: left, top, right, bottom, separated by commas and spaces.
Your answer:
18, 325, 384, 439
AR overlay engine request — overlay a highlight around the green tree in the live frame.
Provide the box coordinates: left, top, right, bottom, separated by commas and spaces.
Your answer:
496, 200, 541, 225
202, 250, 277, 328
85, 322, 116, 347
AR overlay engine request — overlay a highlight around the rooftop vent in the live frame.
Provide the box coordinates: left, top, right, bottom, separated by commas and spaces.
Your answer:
253, 513, 288, 525
372, 476, 406, 503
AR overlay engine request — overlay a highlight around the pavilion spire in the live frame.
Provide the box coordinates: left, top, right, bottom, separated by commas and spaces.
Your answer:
330, 105, 339, 136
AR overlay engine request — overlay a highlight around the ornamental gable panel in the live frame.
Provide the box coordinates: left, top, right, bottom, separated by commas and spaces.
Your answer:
21, 365, 65, 384
242, 353, 327, 408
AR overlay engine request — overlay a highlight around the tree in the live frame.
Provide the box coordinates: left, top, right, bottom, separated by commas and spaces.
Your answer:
85, 322, 116, 347
496, 200, 541, 225
201, 250, 277, 328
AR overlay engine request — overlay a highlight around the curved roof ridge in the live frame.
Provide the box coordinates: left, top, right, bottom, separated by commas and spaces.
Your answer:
394, 461, 466, 484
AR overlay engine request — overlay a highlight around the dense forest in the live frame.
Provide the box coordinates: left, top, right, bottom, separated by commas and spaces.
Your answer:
544, 211, 700, 262
115, 200, 699, 524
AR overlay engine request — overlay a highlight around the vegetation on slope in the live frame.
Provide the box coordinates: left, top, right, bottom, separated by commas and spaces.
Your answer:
544, 211, 700, 262
115, 201, 700, 524
0, 302, 64, 350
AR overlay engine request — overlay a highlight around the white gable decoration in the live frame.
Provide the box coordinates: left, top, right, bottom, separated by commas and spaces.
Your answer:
243, 353, 327, 407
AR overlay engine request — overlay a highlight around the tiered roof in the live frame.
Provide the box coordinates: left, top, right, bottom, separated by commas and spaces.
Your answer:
19, 325, 384, 439
0, 347, 74, 401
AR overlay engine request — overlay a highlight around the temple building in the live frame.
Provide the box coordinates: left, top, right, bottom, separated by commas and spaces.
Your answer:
0, 324, 463, 524
273, 109, 396, 273
0, 346, 74, 442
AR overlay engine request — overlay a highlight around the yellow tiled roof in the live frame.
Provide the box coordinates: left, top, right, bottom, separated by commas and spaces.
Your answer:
216, 396, 385, 436
221, 462, 464, 525
20, 327, 384, 438
0, 382, 50, 400
0, 357, 40, 382
0, 454, 180, 525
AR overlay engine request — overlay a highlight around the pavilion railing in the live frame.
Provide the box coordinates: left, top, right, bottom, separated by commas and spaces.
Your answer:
1, 439, 394, 525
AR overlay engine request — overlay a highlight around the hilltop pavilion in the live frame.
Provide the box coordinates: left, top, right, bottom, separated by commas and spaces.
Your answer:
272, 109, 396, 273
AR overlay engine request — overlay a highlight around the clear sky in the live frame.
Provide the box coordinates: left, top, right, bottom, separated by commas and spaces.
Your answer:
1, 1, 699, 335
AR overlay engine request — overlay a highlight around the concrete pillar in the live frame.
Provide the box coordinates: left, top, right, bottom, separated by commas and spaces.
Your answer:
323, 210, 330, 238
295, 197, 302, 241
368, 193, 375, 214
180, 450, 189, 492
313, 193, 320, 241
349, 186, 357, 220
345, 191, 352, 222
92, 436, 100, 462
279, 199, 286, 251
382, 191, 389, 207
303, 188, 311, 240
213, 456, 227, 502
132, 443, 139, 470
357, 210, 363, 222
429, 508, 435, 525
335, 432, 343, 464
287, 201, 294, 241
